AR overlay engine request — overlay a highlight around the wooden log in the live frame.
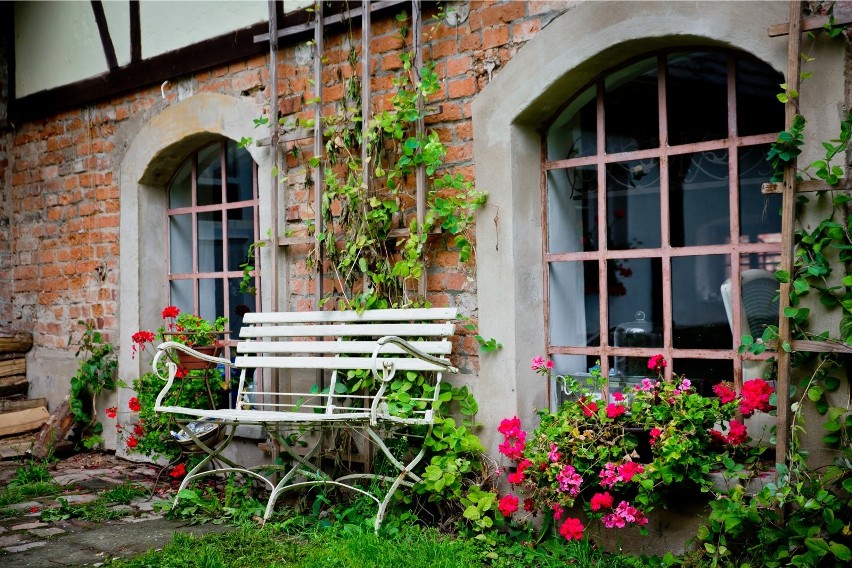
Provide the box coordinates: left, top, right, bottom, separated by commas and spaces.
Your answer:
0, 375, 28, 397
0, 432, 39, 459
32, 396, 74, 460
0, 357, 26, 378
0, 398, 48, 413
0, 331, 33, 354
0, 406, 49, 437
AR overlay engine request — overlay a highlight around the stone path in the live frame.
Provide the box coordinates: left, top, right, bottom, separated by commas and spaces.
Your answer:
0, 452, 233, 567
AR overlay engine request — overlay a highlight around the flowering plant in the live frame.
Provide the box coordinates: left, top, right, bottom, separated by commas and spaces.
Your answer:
131, 306, 228, 359
496, 355, 775, 542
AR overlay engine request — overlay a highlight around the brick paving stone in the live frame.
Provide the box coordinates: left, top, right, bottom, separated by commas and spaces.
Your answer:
6, 500, 42, 511
0, 533, 29, 547
58, 493, 99, 505
10, 521, 47, 530
28, 527, 66, 537
5, 541, 47, 553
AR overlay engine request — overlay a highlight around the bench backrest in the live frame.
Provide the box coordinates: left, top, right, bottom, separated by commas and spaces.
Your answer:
232, 307, 458, 417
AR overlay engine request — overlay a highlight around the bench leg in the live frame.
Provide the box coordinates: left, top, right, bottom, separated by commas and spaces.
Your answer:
262, 426, 329, 521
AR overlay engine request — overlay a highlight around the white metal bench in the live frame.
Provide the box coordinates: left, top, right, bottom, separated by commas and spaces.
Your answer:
151, 307, 458, 529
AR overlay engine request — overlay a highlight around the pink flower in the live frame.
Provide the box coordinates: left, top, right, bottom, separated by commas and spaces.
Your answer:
105, 406, 117, 419
606, 403, 626, 419
637, 378, 655, 392
590, 491, 614, 511
647, 354, 667, 373
497, 416, 523, 438
548, 443, 561, 463
558, 517, 585, 541
713, 382, 737, 404
531, 356, 547, 371
128, 397, 141, 412
649, 427, 662, 445
612, 391, 624, 402
678, 379, 691, 392
556, 464, 583, 496
162, 306, 180, 319
498, 438, 526, 460
498, 494, 519, 517
553, 503, 565, 521
617, 461, 644, 483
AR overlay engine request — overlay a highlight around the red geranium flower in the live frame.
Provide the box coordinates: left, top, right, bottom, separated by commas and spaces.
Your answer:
606, 403, 626, 419
713, 382, 738, 404
169, 463, 187, 479
647, 354, 667, 374
590, 491, 614, 511
105, 406, 117, 419
558, 517, 585, 541
498, 494, 519, 517
126, 435, 138, 449
162, 306, 180, 319
128, 397, 141, 412
133, 423, 144, 437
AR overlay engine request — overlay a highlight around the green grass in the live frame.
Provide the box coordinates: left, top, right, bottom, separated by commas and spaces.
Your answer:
0, 481, 60, 507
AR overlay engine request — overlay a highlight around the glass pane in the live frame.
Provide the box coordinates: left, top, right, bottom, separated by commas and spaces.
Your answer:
169, 214, 192, 274
547, 168, 598, 253
169, 160, 192, 209
228, 277, 257, 341
197, 211, 223, 272
553, 353, 605, 404
227, 207, 255, 272
197, 143, 223, 206
547, 85, 597, 160
198, 278, 225, 324
611, 357, 652, 392
606, 159, 661, 250
605, 57, 659, 153
672, 255, 733, 349
672, 358, 733, 397
169, 279, 194, 314
736, 54, 784, 137
739, 145, 782, 244
667, 52, 728, 145
669, 150, 730, 247
549, 261, 600, 347
722, 263, 779, 339
608, 257, 662, 349
226, 140, 255, 203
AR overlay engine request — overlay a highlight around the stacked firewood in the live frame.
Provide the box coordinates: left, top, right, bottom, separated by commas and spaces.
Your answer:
0, 330, 49, 458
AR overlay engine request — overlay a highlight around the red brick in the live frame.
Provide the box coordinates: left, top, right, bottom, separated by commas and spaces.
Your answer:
371, 34, 404, 54
483, 26, 510, 50
446, 55, 474, 78
448, 76, 476, 99
512, 18, 541, 43
456, 122, 473, 141
460, 32, 482, 51
470, 1, 527, 30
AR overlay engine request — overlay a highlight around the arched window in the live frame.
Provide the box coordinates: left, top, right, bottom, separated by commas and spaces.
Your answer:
166, 139, 259, 338
543, 50, 784, 396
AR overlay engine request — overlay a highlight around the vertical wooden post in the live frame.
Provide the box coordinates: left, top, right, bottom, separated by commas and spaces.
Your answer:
313, 3, 324, 310
775, 0, 802, 469
413, 1, 427, 298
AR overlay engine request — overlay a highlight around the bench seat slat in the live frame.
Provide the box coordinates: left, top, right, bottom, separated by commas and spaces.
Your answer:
236, 340, 452, 355
233, 355, 451, 372
242, 308, 457, 324
239, 323, 454, 338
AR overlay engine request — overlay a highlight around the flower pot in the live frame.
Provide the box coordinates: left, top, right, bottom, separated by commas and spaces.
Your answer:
177, 345, 221, 371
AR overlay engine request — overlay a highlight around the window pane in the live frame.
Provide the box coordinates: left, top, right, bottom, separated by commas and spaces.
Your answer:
721, 265, 779, 338
669, 150, 730, 247
605, 57, 659, 153
672, 358, 733, 396
199, 278, 225, 323
667, 52, 728, 145
739, 145, 781, 243
549, 261, 600, 347
547, 168, 598, 253
169, 160, 191, 209
606, 159, 661, 250
227, 207, 255, 272
169, 279, 194, 314
226, 140, 255, 202
169, 214, 192, 274
672, 255, 732, 349
228, 277, 257, 341
547, 85, 597, 160
608, 257, 662, 347
197, 143, 223, 206
737, 55, 784, 137
197, 211, 223, 272
611, 356, 653, 383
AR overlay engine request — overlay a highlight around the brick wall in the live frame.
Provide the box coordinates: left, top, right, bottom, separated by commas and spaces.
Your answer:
3, 1, 571, 363
0, 24, 10, 328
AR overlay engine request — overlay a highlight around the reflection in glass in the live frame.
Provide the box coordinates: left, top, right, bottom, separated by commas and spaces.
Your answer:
672, 359, 733, 396
197, 143, 223, 206
667, 52, 728, 145
226, 140, 255, 202
605, 57, 659, 153
197, 212, 223, 272
228, 278, 257, 340
547, 168, 598, 253
199, 278, 225, 324
736, 55, 784, 137
169, 160, 191, 209
169, 279, 194, 315
607, 257, 662, 349
669, 150, 729, 247
169, 214, 192, 274
547, 85, 597, 160
227, 208, 255, 271
549, 261, 600, 347
672, 255, 732, 349
606, 159, 661, 250
739, 145, 781, 248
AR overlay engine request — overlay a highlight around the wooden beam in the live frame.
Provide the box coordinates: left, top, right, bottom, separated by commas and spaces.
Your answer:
0, 358, 25, 378
0, 331, 33, 353
32, 397, 74, 459
762, 179, 849, 193
129, 0, 141, 63
253, 0, 408, 43
0, 406, 49, 438
0, 375, 27, 398
775, 0, 803, 472
768, 4, 852, 36
90, 1, 119, 70
0, 398, 48, 414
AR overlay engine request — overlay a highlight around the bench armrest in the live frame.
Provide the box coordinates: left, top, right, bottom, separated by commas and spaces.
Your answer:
152, 341, 230, 381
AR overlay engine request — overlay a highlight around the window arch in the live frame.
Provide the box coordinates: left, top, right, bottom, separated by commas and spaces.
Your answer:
542, 49, 784, 396
166, 139, 259, 339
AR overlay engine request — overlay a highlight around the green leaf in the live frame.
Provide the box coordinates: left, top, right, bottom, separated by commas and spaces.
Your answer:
830, 543, 851, 561
775, 270, 790, 283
